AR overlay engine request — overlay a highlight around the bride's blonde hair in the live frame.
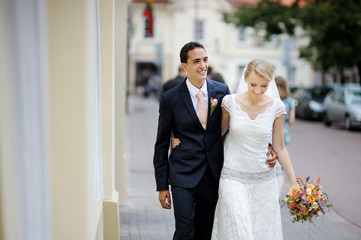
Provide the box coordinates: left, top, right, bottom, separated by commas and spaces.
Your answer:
244, 59, 274, 82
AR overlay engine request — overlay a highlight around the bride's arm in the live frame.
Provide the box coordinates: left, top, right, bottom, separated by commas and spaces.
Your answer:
221, 107, 230, 136
272, 115, 297, 186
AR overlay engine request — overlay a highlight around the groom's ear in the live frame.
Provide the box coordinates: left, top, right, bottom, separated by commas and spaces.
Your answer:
181, 63, 188, 73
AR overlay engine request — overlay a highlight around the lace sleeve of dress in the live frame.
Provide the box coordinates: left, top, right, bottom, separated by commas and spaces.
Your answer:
275, 99, 287, 117
221, 94, 232, 112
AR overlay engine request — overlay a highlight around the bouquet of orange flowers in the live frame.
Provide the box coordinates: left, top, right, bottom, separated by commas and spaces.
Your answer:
282, 176, 333, 223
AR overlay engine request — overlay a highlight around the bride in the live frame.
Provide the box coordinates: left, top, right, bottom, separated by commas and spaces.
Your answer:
211, 59, 297, 239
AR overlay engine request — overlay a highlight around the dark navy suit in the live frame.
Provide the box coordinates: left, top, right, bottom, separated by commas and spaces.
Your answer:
153, 79, 230, 240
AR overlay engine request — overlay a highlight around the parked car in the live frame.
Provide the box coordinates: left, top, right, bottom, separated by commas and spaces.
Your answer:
323, 85, 361, 130
292, 86, 334, 120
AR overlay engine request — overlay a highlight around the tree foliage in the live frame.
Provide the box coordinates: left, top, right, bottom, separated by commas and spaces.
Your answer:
224, 0, 361, 82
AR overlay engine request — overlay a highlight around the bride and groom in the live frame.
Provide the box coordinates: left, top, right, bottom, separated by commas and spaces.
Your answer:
153, 41, 297, 240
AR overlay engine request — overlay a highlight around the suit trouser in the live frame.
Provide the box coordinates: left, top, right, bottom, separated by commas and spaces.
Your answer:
171, 167, 218, 240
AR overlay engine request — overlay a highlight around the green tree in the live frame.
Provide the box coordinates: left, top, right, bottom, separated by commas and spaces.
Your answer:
224, 0, 361, 84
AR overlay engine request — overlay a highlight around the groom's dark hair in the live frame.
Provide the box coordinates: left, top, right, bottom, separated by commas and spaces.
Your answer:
180, 42, 206, 63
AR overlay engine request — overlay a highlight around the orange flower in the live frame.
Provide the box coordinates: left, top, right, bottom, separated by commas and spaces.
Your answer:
315, 192, 321, 199
300, 208, 309, 216
288, 185, 300, 197
306, 183, 315, 190
307, 194, 315, 203
288, 201, 296, 208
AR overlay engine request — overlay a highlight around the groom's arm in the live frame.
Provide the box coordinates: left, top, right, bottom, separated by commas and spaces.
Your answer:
266, 143, 277, 168
153, 95, 173, 191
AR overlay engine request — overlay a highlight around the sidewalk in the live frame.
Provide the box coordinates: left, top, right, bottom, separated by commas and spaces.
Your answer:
120, 94, 361, 240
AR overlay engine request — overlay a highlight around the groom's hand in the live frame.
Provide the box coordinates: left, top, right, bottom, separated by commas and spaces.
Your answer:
159, 190, 172, 209
266, 145, 277, 168
172, 138, 181, 149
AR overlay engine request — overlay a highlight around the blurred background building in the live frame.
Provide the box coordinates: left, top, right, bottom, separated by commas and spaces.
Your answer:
128, 0, 313, 94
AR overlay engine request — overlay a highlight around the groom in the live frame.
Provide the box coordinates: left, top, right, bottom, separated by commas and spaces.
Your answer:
153, 42, 275, 240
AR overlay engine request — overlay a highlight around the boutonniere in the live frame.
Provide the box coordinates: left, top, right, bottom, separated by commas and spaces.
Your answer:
210, 98, 218, 116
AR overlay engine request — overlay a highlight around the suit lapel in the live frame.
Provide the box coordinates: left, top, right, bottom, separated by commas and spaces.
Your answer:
206, 79, 215, 125
179, 81, 203, 129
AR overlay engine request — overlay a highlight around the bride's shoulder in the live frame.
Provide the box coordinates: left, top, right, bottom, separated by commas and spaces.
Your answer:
222, 93, 234, 101
221, 94, 234, 109
274, 98, 285, 107
274, 98, 286, 116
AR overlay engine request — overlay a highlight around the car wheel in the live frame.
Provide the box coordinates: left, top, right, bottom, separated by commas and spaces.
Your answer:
344, 115, 352, 130
323, 112, 332, 126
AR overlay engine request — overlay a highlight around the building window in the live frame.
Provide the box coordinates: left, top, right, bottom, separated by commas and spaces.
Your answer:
238, 26, 246, 42
194, 19, 204, 41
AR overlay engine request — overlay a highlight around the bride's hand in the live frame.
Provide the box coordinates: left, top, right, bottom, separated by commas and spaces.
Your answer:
172, 138, 181, 149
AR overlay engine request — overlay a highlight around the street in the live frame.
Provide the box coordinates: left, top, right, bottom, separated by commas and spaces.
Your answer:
289, 118, 361, 236
120, 95, 361, 240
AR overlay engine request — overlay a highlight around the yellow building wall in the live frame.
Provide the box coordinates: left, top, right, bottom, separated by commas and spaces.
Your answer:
0, 0, 127, 238
47, 0, 124, 239
48, 0, 93, 238
115, 0, 128, 203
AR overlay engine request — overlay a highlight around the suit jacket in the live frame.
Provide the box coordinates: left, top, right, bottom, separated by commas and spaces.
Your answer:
153, 79, 230, 191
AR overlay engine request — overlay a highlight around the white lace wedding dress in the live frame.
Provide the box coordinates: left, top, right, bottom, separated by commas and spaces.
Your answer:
211, 94, 286, 240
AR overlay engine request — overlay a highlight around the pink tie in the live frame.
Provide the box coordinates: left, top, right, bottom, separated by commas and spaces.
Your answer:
196, 90, 207, 129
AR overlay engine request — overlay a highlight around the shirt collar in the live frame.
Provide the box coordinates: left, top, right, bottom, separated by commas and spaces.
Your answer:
186, 78, 208, 98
